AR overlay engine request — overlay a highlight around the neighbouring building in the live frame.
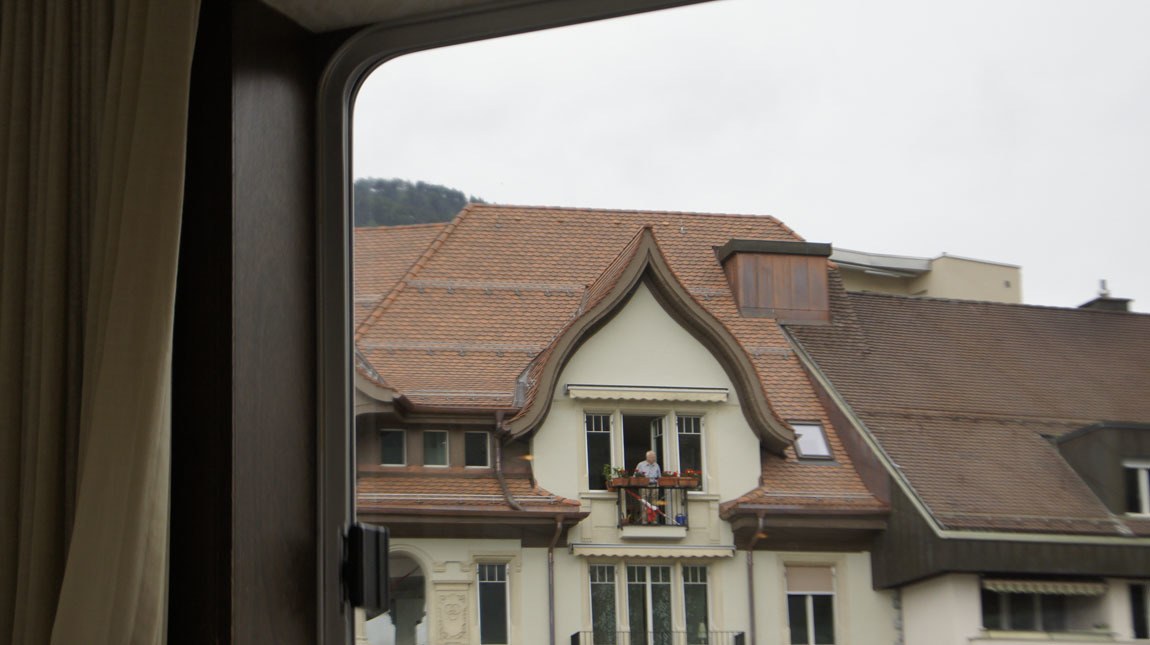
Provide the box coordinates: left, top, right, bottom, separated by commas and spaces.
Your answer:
351, 204, 1149, 645
830, 247, 1021, 303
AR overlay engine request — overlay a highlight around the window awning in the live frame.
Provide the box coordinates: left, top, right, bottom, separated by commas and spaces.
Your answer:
981, 579, 1108, 596
570, 544, 735, 559
565, 384, 728, 403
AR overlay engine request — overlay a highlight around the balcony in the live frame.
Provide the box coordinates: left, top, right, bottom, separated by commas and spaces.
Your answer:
570, 630, 746, 645
609, 477, 697, 538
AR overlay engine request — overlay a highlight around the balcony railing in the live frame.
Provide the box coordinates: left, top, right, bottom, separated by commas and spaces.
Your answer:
609, 478, 697, 528
570, 631, 745, 645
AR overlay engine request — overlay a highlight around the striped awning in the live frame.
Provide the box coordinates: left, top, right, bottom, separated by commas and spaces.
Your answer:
570, 544, 735, 559
566, 384, 728, 403
981, 579, 1107, 596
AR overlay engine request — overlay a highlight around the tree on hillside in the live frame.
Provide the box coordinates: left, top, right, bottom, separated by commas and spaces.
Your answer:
353, 177, 485, 227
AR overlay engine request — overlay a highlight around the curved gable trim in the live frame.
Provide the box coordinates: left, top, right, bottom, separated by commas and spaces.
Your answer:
505, 228, 794, 452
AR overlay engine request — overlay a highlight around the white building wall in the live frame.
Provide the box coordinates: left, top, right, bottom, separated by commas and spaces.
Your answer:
902, 573, 982, 645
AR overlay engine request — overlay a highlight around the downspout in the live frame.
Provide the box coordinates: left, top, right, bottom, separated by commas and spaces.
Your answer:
745, 512, 766, 645
494, 411, 524, 511
548, 516, 564, 645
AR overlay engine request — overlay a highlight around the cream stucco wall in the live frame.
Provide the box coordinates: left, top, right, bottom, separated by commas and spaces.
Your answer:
382, 537, 897, 645
912, 255, 1021, 303
902, 573, 982, 645
533, 282, 762, 505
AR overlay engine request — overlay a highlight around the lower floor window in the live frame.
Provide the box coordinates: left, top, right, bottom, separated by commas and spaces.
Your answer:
981, 590, 1067, 632
786, 565, 835, 644
1132, 583, 1148, 639
478, 563, 508, 644
587, 563, 710, 645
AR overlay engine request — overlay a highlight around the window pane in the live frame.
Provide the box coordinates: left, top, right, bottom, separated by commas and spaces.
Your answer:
812, 595, 834, 644
678, 433, 702, 475
465, 432, 489, 467
587, 429, 612, 490
380, 429, 405, 465
793, 424, 831, 458
683, 567, 708, 645
628, 577, 648, 645
981, 588, 1003, 630
423, 431, 448, 466
1128, 467, 1143, 513
479, 564, 508, 644
1039, 594, 1065, 632
1132, 583, 1149, 639
788, 595, 808, 645
1008, 593, 1037, 631
590, 566, 617, 645
652, 566, 672, 645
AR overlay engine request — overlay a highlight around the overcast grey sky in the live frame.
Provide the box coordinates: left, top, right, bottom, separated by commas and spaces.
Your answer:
354, 0, 1150, 311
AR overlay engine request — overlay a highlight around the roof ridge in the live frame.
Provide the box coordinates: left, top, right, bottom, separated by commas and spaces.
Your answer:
849, 290, 1147, 316
466, 202, 785, 221
354, 206, 471, 342
355, 221, 448, 232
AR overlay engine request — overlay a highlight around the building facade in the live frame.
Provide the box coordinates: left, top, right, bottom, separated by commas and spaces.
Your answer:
352, 205, 1149, 645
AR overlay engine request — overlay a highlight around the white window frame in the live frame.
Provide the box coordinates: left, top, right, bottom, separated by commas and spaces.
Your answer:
625, 563, 674, 640
588, 563, 620, 640
1125, 460, 1150, 516
464, 431, 491, 468
981, 590, 1072, 632
477, 562, 510, 645
791, 422, 833, 460
379, 428, 406, 466
586, 408, 707, 491
681, 564, 711, 643
422, 429, 449, 467
785, 565, 837, 645
585, 412, 616, 491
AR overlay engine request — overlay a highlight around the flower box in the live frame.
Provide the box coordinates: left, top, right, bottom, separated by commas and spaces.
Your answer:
627, 476, 654, 487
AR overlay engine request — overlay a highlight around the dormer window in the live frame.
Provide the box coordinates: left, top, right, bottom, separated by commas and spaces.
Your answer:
465, 432, 491, 467
1126, 460, 1150, 515
423, 430, 449, 467
379, 429, 406, 466
792, 423, 832, 460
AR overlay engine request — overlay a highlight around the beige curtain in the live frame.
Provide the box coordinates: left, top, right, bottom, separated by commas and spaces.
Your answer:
0, 1, 199, 643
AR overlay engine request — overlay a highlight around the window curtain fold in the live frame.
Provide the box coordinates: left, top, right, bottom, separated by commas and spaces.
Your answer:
0, 1, 199, 643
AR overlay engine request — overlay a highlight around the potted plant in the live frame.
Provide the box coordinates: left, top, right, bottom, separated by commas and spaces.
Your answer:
680, 469, 701, 489
603, 465, 628, 490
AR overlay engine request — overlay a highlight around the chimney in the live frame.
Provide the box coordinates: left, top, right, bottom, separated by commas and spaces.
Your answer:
1078, 279, 1131, 312
715, 239, 832, 323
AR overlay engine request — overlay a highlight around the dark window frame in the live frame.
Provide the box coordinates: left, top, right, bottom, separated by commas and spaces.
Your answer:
465, 431, 491, 468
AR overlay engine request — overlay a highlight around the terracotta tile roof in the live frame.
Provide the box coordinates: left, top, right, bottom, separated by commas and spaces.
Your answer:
357, 472, 581, 514
355, 205, 885, 514
789, 291, 1150, 535
354, 223, 445, 326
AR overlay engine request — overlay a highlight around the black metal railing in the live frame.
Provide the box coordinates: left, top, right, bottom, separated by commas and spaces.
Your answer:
570, 631, 745, 645
615, 483, 690, 527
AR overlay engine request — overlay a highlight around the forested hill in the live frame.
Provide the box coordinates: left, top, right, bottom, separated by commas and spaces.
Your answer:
353, 177, 485, 227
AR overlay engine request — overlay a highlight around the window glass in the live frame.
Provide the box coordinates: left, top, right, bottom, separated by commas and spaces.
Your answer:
1007, 593, 1037, 631
465, 432, 490, 467
380, 429, 405, 465
788, 595, 808, 645
590, 565, 617, 645
981, 587, 1003, 629
423, 430, 448, 466
812, 595, 834, 644
478, 563, 508, 644
1040, 595, 1066, 632
1128, 466, 1145, 514
676, 416, 703, 476
792, 423, 832, 459
1132, 583, 1149, 639
586, 413, 612, 489
627, 566, 648, 643
683, 566, 708, 644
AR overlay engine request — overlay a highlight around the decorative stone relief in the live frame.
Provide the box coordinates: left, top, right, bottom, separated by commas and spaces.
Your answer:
435, 588, 469, 644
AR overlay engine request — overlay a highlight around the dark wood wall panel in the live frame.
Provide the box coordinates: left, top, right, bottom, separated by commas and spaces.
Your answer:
231, 2, 321, 642
872, 486, 1150, 590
